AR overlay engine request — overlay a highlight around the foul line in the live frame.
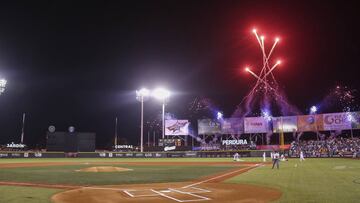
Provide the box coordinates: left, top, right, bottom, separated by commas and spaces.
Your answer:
82, 186, 123, 191
183, 164, 261, 188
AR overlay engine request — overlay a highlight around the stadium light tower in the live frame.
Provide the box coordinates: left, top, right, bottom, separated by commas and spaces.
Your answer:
152, 88, 170, 139
136, 88, 150, 152
0, 78, 7, 95
309, 105, 319, 140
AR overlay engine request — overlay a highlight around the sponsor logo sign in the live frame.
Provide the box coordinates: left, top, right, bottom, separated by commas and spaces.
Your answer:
0, 153, 8, 157
272, 116, 298, 133
34, 152, 42, 157
222, 139, 248, 145
185, 152, 197, 157
193, 144, 221, 151
164, 146, 176, 151
99, 152, 106, 157
114, 145, 133, 149
221, 118, 244, 134
108, 153, 113, 157
24, 153, 29, 158
323, 112, 352, 130
297, 115, 324, 132
6, 142, 26, 148
198, 119, 221, 135
144, 153, 153, 157
244, 117, 270, 133
165, 120, 190, 135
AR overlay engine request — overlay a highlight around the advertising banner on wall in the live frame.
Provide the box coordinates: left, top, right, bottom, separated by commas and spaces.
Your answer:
165, 120, 190, 135
323, 112, 352, 131
220, 118, 244, 134
297, 115, 324, 132
350, 112, 360, 129
272, 116, 298, 133
244, 117, 270, 133
198, 119, 221, 135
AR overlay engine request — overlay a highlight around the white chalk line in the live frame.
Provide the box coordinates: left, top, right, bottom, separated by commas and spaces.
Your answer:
84, 163, 262, 202
169, 188, 210, 201
183, 164, 261, 188
150, 189, 185, 202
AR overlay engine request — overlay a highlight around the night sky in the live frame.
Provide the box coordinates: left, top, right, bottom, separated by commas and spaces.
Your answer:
0, 1, 359, 148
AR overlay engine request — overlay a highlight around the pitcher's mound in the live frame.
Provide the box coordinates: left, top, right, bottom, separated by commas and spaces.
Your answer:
76, 166, 133, 172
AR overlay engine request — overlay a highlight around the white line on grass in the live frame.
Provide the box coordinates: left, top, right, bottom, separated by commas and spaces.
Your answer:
183, 164, 261, 188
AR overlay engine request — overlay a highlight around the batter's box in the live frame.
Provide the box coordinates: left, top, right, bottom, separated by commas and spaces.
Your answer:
123, 189, 160, 197
173, 187, 211, 194
123, 187, 211, 202
152, 189, 210, 202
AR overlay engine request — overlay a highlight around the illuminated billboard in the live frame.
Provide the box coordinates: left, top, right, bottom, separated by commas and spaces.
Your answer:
198, 119, 221, 135
165, 120, 190, 136
272, 116, 297, 133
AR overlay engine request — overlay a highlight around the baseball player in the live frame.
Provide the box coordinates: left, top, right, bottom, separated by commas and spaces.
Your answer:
272, 151, 280, 169
263, 152, 266, 162
233, 152, 240, 161
300, 151, 305, 162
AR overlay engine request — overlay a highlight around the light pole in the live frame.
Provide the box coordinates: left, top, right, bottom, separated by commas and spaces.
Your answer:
310, 106, 319, 140
152, 88, 170, 140
136, 88, 150, 152
0, 78, 7, 95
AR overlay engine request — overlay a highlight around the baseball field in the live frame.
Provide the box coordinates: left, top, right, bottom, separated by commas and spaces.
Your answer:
0, 157, 359, 203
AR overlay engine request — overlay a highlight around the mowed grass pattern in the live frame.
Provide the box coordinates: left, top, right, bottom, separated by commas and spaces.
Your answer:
227, 158, 360, 203
0, 186, 62, 203
0, 164, 236, 185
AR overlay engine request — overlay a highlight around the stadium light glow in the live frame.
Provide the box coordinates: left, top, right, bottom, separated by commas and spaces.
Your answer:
0, 78, 7, 95
0, 79, 6, 87
217, 111, 223, 120
310, 106, 318, 114
262, 109, 272, 121
152, 88, 170, 101
136, 88, 150, 98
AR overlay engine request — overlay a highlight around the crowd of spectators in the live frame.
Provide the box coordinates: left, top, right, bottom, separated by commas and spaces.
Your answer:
289, 137, 360, 158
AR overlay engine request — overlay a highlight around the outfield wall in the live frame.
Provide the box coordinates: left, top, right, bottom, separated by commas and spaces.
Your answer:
1, 151, 357, 158
0, 150, 271, 158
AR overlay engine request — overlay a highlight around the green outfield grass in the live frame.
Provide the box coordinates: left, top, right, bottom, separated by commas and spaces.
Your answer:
227, 158, 360, 203
0, 163, 237, 185
0, 186, 62, 203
